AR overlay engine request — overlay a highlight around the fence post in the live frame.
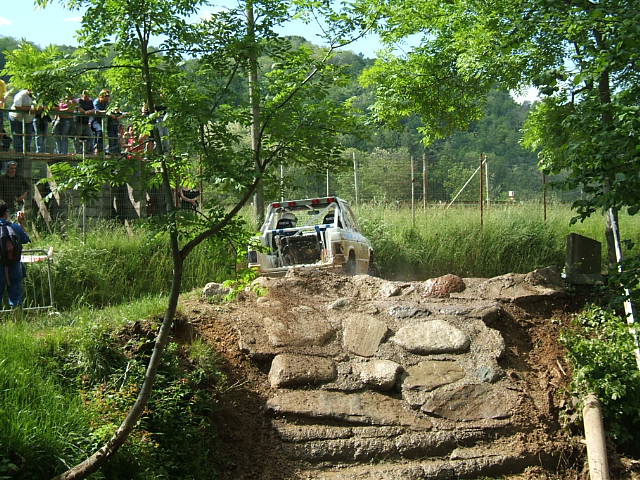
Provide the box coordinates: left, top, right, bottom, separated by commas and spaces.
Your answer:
101, 117, 107, 154
326, 168, 329, 197
485, 157, 490, 206
479, 153, 484, 229
422, 151, 428, 209
353, 151, 359, 206
280, 162, 284, 202
411, 155, 415, 227
543, 173, 547, 222
21, 117, 27, 154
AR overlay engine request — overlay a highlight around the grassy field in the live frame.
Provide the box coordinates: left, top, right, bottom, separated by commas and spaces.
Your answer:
354, 203, 640, 279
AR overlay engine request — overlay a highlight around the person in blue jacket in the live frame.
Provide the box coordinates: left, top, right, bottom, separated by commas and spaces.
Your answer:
0, 204, 30, 307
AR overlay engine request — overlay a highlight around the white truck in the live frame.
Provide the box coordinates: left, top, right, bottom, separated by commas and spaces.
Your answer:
247, 196, 374, 276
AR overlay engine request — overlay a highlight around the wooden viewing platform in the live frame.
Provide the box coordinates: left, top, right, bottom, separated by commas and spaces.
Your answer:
0, 150, 166, 225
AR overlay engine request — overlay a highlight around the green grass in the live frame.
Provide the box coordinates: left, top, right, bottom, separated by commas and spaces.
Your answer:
0, 321, 90, 478
355, 203, 640, 278
0, 295, 224, 479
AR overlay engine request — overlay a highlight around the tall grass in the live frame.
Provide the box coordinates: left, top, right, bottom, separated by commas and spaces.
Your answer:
356, 203, 640, 279
0, 321, 90, 478
27, 219, 240, 310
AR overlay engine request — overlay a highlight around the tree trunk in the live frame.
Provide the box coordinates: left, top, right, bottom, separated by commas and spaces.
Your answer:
52, 33, 175, 479
246, 0, 264, 226
52, 248, 183, 480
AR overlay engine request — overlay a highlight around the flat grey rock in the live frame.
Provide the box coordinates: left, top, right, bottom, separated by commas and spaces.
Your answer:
264, 314, 335, 347
402, 360, 466, 392
354, 359, 402, 390
420, 383, 515, 421
392, 320, 470, 354
269, 354, 337, 388
388, 305, 431, 319
267, 390, 433, 429
342, 315, 388, 357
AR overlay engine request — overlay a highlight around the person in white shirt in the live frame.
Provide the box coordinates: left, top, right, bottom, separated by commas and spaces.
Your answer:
8, 89, 35, 153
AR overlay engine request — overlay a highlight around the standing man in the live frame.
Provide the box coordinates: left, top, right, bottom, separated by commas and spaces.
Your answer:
8, 88, 35, 153
0, 204, 29, 307
92, 89, 110, 153
0, 161, 29, 214
75, 90, 94, 154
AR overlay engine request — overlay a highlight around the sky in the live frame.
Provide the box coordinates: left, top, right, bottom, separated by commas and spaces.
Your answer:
0, 1, 538, 102
0, 1, 382, 57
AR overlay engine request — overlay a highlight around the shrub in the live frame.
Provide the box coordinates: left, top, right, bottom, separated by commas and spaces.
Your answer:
560, 305, 640, 455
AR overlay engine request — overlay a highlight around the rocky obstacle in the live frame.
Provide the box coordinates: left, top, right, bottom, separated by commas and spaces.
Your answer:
205, 268, 571, 479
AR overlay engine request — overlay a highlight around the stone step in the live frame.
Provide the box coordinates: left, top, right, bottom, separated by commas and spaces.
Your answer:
294, 443, 564, 479
273, 421, 512, 463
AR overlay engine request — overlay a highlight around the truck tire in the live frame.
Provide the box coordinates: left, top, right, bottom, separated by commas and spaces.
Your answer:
344, 252, 356, 275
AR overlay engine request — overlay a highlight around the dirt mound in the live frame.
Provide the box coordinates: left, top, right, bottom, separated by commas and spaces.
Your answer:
186, 268, 583, 479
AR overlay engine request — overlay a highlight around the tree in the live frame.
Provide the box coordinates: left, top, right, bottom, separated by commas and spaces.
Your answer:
20, 1, 359, 478
354, 0, 640, 256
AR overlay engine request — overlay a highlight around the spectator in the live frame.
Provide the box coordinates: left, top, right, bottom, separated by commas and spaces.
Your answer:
0, 161, 29, 214
75, 90, 94, 154
91, 89, 110, 153
107, 104, 124, 155
8, 88, 35, 153
0, 80, 10, 151
124, 125, 149, 160
176, 184, 200, 210
53, 94, 76, 154
0, 204, 30, 308
33, 104, 52, 153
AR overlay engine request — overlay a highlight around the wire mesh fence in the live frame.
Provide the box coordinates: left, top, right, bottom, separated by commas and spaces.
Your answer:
271, 150, 582, 209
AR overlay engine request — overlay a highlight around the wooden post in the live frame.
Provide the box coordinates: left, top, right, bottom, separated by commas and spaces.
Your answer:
326, 168, 329, 197
543, 173, 547, 222
485, 157, 490, 206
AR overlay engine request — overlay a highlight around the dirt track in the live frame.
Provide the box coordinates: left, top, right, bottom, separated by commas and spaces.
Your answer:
184, 269, 591, 479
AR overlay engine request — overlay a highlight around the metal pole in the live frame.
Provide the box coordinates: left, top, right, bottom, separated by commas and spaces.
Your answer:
422, 152, 427, 209
479, 153, 484, 229
326, 168, 329, 197
22, 118, 26, 154
485, 157, 490, 206
280, 162, 284, 202
353, 151, 359, 206
608, 208, 640, 370
411, 155, 415, 227
543, 173, 548, 222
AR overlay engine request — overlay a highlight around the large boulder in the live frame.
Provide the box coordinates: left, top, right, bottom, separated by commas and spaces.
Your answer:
423, 274, 465, 298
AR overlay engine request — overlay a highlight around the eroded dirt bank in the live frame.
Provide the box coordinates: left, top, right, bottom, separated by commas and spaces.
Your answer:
184, 268, 587, 479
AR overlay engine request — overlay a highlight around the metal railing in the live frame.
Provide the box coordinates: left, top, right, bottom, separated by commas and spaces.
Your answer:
0, 248, 54, 312
0, 108, 137, 156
